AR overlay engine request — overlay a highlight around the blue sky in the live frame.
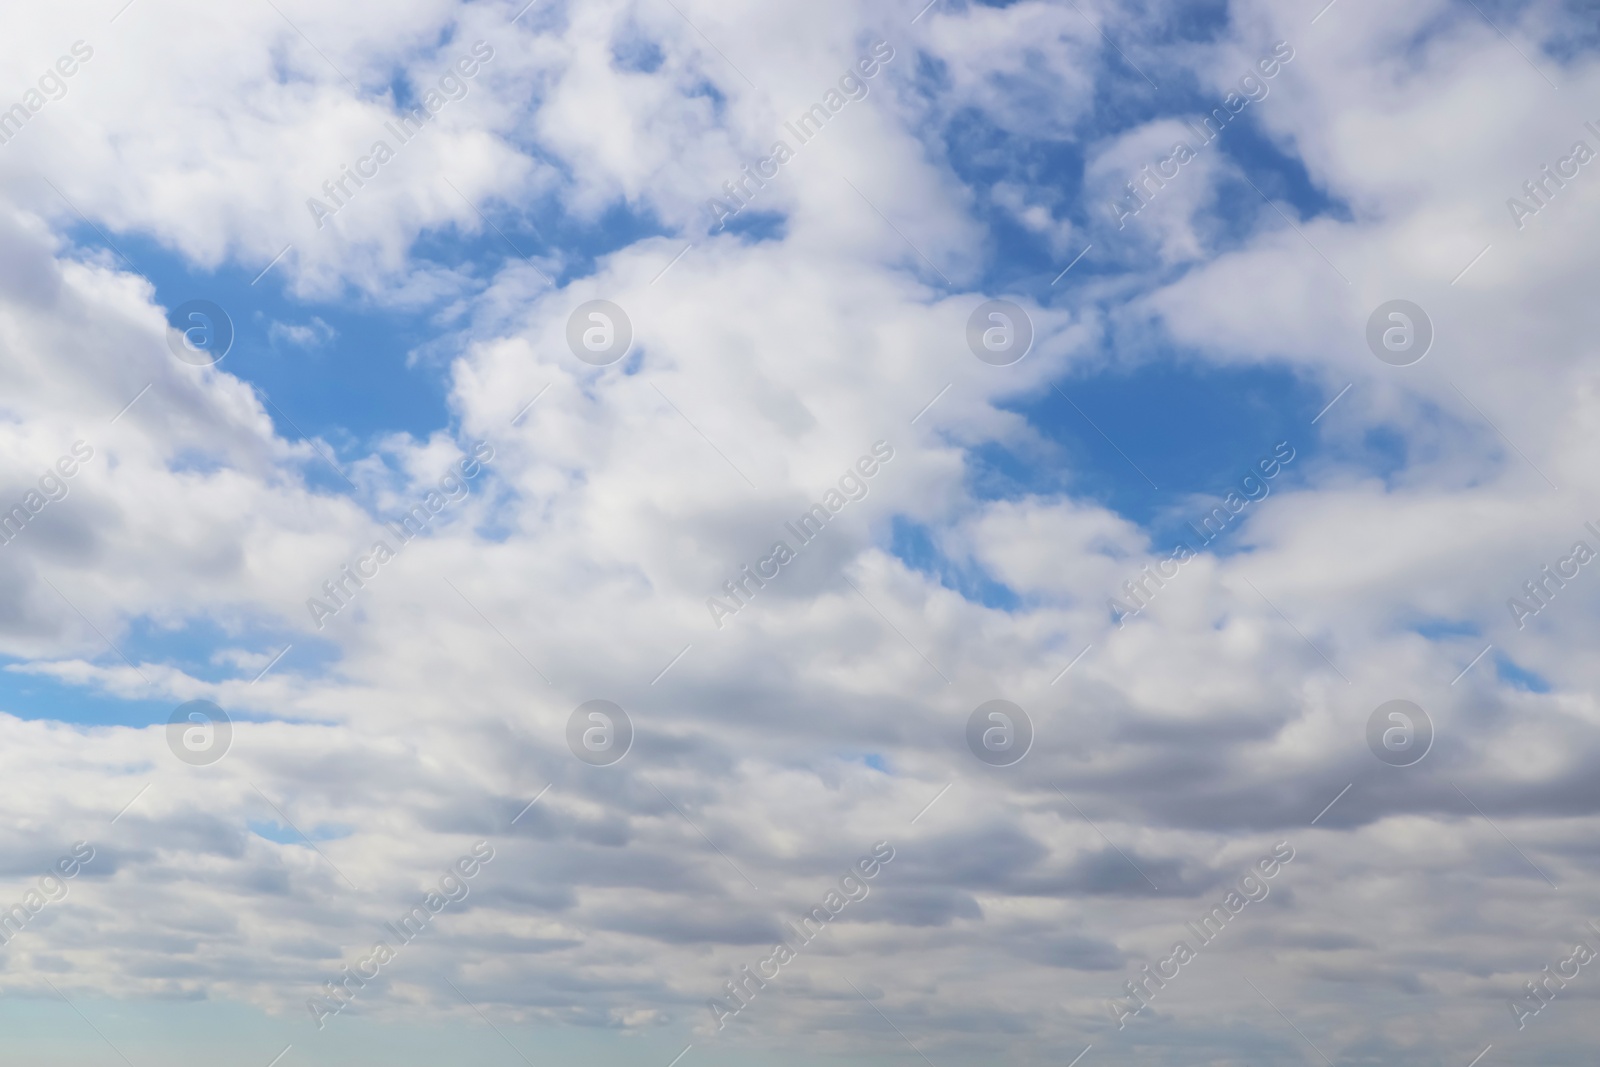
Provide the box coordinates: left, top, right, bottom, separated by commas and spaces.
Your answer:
0, 0, 1597, 1064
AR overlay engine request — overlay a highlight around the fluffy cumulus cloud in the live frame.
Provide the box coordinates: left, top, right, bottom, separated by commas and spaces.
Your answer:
0, 0, 1597, 1064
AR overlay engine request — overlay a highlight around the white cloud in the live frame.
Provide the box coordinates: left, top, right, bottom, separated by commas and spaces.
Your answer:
0, 1, 1595, 1064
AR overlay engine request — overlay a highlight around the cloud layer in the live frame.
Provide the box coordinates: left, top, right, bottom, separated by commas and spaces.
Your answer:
0, 0, 1597, 1064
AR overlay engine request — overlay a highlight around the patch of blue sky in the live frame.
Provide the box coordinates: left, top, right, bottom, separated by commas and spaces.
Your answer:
388, 33, 472, 110
718, 210, 787, 244
1546, 0, 1600, 61
919, 346, 1445, 596
1145, 0, 1232, 44
1078, 120, 1350, 289
115, 617, 337, 684
248, 819, 353, 845
890, 517, 1021, 610
423, 191, 669, 288
1351, 424, 1411, 486
59, 188, 667, 457
1211, 112, 1349, 225
612, 33, 665, 74
1411, 618, 1482, 641
917, 37, 1355, 301
940, 109, 1087, 293
916, 73, 1407, 559
1494, 650, 1552, 693
982, 361, 1323, 531
686, 77, 727, 116
0, 618, 337, 727
0, 667, 176, 728
67, 230, 452, 452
